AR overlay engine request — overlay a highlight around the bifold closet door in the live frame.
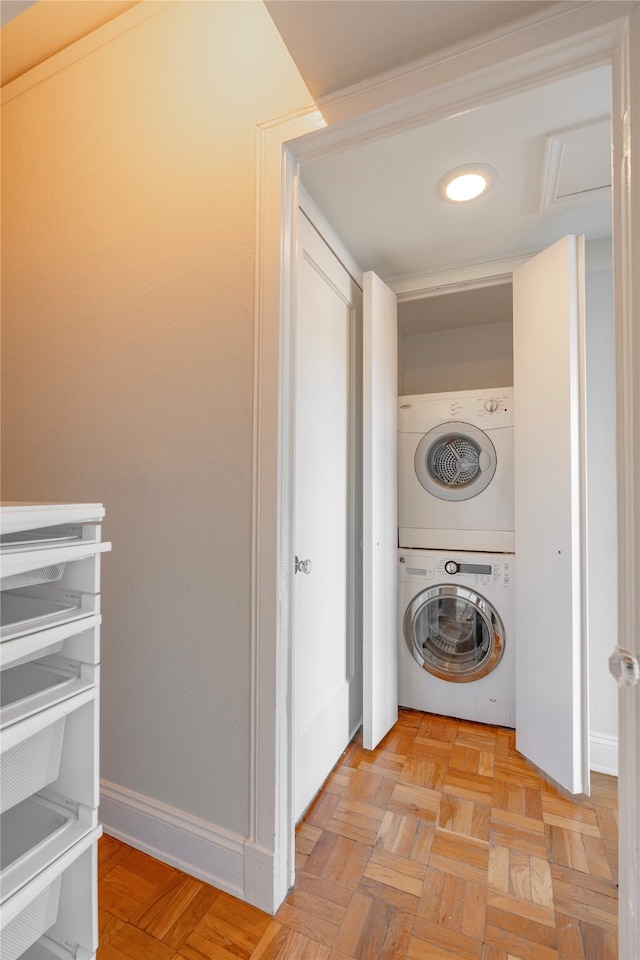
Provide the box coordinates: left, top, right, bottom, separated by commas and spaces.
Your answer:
362, 271, 398, 751
513, 234, 589, 795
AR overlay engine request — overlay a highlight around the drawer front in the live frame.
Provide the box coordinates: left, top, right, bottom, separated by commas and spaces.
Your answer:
1, 687, 99, 813
1, 872, 62, 960
0, 543, 110, 594
0, 504, 105, 535
1, 826, 101, 960
1, 616, 100, 672
1, 656, 98, 731
1, 794, 98, 905
1, 587, 100, 646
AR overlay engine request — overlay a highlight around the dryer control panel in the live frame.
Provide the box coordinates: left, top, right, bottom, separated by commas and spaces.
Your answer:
435, 394, 511, 421
398, 387, 514, 431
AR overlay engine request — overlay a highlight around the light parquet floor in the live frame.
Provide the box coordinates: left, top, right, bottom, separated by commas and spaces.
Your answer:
98, 709, 618, 960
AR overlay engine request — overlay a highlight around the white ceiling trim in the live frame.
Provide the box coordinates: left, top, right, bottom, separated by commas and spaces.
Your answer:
314, 1, 584, 111
389, 256, 529, 302
314, 4, 633, 126
287, 15, 628, 167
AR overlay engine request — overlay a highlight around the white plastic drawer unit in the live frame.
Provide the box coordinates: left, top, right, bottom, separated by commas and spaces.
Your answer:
0, 503, 109, 960
1, 825, 101, 960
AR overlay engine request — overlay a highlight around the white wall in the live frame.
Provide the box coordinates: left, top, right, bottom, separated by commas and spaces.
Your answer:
1, 0, 311, 859
399, 320, 513, 395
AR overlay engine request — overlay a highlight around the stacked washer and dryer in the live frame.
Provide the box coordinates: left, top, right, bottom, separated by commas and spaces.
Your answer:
397, 388, 516, 727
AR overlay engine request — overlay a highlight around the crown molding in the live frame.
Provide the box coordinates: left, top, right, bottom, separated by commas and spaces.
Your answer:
388, 256, 530, 301
1, 0, 176, 105
314, 4, 633, 127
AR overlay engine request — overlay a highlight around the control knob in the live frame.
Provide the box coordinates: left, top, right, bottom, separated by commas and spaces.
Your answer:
484, 398, 499, 413
444, 560, 459, 575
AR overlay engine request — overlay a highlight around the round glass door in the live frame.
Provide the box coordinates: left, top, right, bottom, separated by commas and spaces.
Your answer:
414, 421, 496, 501
404, 584, 505, 682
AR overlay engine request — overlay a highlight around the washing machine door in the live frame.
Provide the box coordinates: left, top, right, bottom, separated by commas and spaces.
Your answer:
404, 584, 505, 682
414, 422, 496, 501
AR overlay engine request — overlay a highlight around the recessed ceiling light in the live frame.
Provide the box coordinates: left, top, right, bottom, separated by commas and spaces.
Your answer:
438, 164, 496, 203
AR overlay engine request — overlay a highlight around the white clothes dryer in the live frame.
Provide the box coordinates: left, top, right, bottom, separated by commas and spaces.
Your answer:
398, 388, 514, 552
398, 549, 515, 726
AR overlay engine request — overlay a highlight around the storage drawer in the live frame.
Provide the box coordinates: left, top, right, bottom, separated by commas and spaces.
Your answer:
0, 794, 96, 905
1, 586, 100, 646
1, 826, 100, 960
0, 687, 99, 815
1, 717, 66, 815
1, 622, 99, 682
0, 541, 111, 595
0, 504, 105, 537
3, 872, 62, 960
0, 588, 100, 729
0, 654, 98, 729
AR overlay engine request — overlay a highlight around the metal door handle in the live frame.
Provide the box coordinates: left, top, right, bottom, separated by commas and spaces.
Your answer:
295, 556, 312, 575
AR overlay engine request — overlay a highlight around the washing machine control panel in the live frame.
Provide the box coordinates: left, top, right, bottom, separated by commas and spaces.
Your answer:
400, 553, 513, 589
435, 556, 513, 588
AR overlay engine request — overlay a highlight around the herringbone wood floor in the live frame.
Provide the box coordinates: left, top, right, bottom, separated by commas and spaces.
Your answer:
98, 709, 618, 959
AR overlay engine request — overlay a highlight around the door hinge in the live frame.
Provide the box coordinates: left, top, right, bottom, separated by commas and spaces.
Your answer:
609, 647, 640, 687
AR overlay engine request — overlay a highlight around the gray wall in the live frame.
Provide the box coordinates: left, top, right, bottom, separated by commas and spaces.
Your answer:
1, 2, 311, 836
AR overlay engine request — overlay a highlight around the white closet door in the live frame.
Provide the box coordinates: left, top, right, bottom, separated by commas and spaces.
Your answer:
513, 235, 589, 795
293, 215, 362, 821
362, 272, 398, 750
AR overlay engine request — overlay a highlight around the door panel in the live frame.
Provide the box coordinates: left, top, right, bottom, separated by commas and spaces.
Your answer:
294, 214, 362, 820
513, 235, 589, 795
362, 272, 398, 750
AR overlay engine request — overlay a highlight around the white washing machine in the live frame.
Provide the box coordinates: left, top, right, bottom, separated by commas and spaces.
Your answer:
398, 388, 514, 552
398, 549, 515, 726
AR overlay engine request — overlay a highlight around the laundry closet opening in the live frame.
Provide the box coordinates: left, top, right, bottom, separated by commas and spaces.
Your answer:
396, 283, 516, 731
394, 253, 616, 774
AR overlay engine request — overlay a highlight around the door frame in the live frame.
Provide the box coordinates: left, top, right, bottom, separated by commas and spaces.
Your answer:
250, 7, 640, 937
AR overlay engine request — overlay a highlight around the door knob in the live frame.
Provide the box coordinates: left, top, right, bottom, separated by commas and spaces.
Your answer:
295, 556, 312, 575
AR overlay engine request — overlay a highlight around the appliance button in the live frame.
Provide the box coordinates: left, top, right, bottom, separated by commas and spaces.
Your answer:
444, 560, 459, 575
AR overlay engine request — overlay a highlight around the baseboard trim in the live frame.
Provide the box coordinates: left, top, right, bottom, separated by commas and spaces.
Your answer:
100, 779, 247, 902
590, 732, 618, 777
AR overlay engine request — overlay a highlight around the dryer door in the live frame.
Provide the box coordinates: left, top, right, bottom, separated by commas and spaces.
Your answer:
414, 422, 496, 501
404, 584, 505, 682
